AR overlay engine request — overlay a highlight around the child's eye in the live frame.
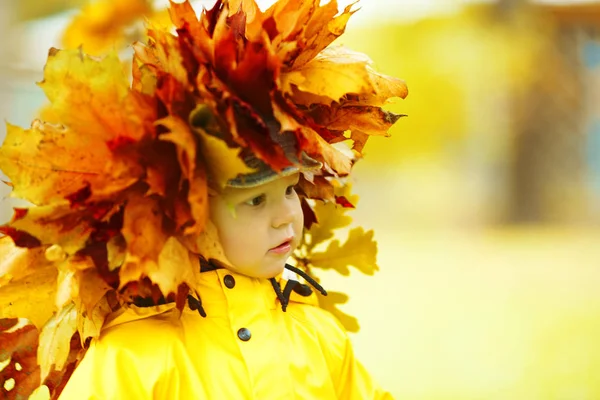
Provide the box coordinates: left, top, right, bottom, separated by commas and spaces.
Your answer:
285, 185, 296, 196
244, 194, 266, 207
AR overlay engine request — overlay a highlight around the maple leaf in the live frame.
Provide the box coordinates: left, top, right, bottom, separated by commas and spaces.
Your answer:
40, 48, 155, 148
38, 304, 78, 383
189, 106, 256, 189
152, 237, 198, 298
178, 220, 233, 269
308, 105, 406, 138
0, 122, 138, 206
317, 291, 359, 333
310, 227, 378, 276
0, 318, 42, 399
297, 175, 335, 202
281, 46, 374, 105
62, 0, 152, 56
0, 238, 57, 329
118, 194, 169, 288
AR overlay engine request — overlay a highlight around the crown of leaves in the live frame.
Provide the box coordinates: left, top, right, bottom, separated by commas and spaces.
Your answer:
0, 0, 406, 397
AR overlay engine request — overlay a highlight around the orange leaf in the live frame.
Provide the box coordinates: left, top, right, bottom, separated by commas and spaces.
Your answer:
39, 48, 155, 147
290, 1, 356, 69
309, 105, 406, 137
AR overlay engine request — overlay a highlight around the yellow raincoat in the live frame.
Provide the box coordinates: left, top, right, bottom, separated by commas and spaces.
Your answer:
59, 268, 392, 399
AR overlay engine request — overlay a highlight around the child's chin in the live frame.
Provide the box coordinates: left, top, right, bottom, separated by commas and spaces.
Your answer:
253, 262, 286, 279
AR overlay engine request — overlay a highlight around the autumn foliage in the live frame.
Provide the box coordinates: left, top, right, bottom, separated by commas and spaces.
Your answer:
0, 0, 406, 397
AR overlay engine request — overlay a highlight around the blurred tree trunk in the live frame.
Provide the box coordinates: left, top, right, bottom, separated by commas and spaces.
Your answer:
500, 0, 587, 224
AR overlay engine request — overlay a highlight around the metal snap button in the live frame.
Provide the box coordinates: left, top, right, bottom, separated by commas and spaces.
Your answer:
224, 274, 236, 289
237, 327, 251, 341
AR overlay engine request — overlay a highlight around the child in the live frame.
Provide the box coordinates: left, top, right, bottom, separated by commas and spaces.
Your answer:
0, 0, 407, 398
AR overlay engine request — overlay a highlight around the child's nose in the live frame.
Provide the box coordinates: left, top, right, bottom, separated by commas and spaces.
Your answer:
271, 198, 296, 229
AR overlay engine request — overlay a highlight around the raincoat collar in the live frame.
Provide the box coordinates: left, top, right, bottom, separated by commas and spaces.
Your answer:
103, 268, 319, 332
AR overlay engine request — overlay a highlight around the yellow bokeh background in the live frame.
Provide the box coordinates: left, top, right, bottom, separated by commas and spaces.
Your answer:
2, 1, 600, 399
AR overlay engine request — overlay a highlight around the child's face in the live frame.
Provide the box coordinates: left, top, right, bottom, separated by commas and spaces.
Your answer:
208, 173, 303, 278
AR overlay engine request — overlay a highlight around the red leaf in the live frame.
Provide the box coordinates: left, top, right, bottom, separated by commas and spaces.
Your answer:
335, 195, 355, 208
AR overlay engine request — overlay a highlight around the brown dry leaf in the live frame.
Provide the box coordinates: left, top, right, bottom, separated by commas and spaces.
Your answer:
157, 116, 198, 179
38, 304, 78, 383
310, 227, 378, 276
310, 105, 405, 137
350, 130, 369, 152
62, 0, 152, 56
298, 127, 352, 175
317, 291, 359, 333
156, 117, 209, 234
0, 318, 42, 399
297, 175, 335, 202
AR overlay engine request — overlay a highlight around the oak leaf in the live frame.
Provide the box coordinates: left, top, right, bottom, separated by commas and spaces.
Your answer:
306, 201, 352, 251
310, 227, 378, 276
317, 291, 359, 333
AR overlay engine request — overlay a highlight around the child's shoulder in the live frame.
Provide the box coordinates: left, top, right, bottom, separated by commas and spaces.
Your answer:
97, 304, 184, 352
286, 291, 348, 339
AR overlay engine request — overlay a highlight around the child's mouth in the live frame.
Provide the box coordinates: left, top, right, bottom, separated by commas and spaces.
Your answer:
269, 239, 292, 254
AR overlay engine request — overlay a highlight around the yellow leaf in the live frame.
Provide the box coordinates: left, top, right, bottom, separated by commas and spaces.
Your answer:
37, 303, 77, 382
290, 1, 355, 69
9, 204, 96, 255
310, 227, 378, 276
151, 237, 198, 296
76, 294, 113, 344
306, 201, 352, 250
318, 290, 359, 333
0, 265, 57, 329
178, 220, 233, 268
0, 122, 137, 206
39, 48, 154, 146
62, 0, 152, 56
0, 236, 50, 285
192, 118, 255, 189
282, 46, 373, 104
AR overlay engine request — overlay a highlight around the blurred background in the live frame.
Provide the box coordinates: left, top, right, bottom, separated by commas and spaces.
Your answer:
1, 0, 600, 398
